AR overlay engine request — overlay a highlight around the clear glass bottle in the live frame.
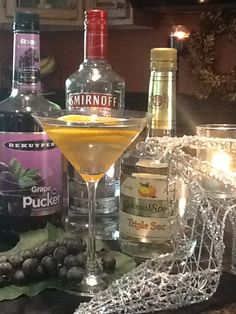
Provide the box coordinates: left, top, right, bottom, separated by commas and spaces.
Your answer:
147, 48, 177, 137
0, 12, 63, 249
119, 48, 186, 259
65, 9, 125, 240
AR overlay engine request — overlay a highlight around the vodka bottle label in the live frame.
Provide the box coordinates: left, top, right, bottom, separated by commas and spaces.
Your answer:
68, 92, 119, 110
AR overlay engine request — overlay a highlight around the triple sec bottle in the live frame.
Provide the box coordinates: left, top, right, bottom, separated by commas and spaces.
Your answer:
0, 13, 63, 249
119, 48, 186, 259
65, 9, 125, 240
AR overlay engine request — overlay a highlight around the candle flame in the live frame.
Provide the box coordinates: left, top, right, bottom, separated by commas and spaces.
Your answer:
211, 151, 231, 172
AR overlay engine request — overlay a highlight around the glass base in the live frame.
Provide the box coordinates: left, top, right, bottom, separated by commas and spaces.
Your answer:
65, 269, 109, 298
79, 273, 109, 297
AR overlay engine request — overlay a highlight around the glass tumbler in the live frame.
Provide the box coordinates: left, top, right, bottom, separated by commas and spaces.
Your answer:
196, 124, 236, 274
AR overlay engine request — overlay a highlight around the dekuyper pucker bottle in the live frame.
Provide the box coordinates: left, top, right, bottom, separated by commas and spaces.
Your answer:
0, 12, 63, 248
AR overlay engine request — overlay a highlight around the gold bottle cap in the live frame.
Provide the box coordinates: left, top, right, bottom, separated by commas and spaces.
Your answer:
151, 48, 177, 61
150, 48, 177, 70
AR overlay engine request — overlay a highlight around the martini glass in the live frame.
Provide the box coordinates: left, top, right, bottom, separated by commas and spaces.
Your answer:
33, 107, 148, 296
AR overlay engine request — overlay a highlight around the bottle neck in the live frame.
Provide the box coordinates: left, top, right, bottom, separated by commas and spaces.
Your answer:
12, 31, 41, 94
147, 68, 176, 138
84, 29, 107, 60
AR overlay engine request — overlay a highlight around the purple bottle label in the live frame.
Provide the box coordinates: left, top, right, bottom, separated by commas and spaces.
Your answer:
0, 132, 62, 216
14, 33, 40, 91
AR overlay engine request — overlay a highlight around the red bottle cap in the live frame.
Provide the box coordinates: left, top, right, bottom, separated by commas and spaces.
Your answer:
84, 9, 108, 59
84, 9, 107, 31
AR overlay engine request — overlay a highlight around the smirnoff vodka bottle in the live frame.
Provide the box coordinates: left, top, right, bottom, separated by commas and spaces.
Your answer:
0, 12, 63, 249
65, 10, 125, 240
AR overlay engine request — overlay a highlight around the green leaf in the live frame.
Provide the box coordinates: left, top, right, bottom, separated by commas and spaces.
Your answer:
0, 278, 64, 302
9, 158, 21, 176
8, 158, 40, 189
19, 176, 37, 189
0, 227, 136, 301
0, 223, 65, 258
18, 168, 40, 189
24, 168, 39, 177
0, 224, 67, 301
111, 251, 136, 280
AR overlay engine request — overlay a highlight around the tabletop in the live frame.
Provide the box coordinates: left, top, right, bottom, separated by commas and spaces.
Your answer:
0, 272, 235, 314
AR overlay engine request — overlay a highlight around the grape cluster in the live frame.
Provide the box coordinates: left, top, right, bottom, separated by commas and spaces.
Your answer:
0, 237, 87, 286
0, 238, 117, 287
0, 161, 22, 216
19, 48, 39, 68
0, 160, 44, 216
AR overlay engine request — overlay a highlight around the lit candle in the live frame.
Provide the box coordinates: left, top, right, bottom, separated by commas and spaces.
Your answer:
196, 124, 236, 197
210, 150, 231, 173
169, 25, 190, 54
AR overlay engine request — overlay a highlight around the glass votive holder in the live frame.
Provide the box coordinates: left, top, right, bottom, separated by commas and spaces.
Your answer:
196, 124, 236, 198
196, 124, 236, 274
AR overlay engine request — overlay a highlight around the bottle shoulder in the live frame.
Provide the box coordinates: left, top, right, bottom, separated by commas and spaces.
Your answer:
122, 143, 168, 173
0, 92, 61, 113
66, 60, 125, 84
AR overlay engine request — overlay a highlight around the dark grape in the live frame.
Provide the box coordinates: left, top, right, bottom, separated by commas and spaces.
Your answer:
8, 200, 31, 216
97, 247, 110, 258
58, 266, 68, 282
0, 171, 19, 192
22, 258, 38, 276
34, 175, 45, 187
9, 255, 23, 268
41, 256, 57, 273
53, 246, 67, 263
0, 276, 4, 286
0, 256, 8, 263
58, 238, 68, 247
76, 253, 87, 269
0, 196, 8, 214
21, 249, 34, 259
101, 254, 116, 271
43, 241, 58, 255
12, 270, 25, 284
67, 267, 84, 283
0, 162, 9, 173
34, 246, 49, 260
9, 198, 32, 216
0, 262, 13, 276
64, 255, 78, 269
19, 48, 39, 67
67, 239, 84, 254
35, 265, 46, 280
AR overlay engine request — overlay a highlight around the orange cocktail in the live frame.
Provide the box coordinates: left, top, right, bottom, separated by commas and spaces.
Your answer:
44, 115, 140, 182
33, 108, 147, 296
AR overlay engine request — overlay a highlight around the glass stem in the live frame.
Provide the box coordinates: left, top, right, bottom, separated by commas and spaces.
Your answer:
86, 180, 99, 267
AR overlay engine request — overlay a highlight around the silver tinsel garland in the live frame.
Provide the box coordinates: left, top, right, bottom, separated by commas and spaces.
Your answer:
75, 136, 236, 314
